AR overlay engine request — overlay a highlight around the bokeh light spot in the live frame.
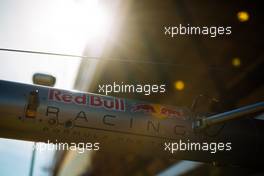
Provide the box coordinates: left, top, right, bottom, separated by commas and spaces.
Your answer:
174, 80, 185, 91
237, 11, 250, 22
232, 57, 241, 67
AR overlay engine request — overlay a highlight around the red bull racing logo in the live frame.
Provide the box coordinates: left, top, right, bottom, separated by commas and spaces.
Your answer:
48, 89, 125, 111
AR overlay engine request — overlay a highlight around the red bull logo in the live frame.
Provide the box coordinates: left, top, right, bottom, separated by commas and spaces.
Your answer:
131, 104, 184, 119
48, 89, 125, 111
160, 107, 183, 118
131, 104, 156, 113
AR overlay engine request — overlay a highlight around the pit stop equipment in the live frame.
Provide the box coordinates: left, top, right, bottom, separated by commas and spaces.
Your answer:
0, 80, 263, 167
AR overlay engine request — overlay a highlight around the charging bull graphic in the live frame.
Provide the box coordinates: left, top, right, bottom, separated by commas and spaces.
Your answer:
131, 104, 185, 119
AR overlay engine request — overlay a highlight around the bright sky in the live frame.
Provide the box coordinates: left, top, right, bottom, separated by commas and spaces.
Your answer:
0, 0, 117, 175
0, 1, 81, 176
0, 0, 87, 89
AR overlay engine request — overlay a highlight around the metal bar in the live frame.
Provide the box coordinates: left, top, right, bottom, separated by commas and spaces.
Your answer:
194, 102, 264, 129
1, 80, 264, 166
